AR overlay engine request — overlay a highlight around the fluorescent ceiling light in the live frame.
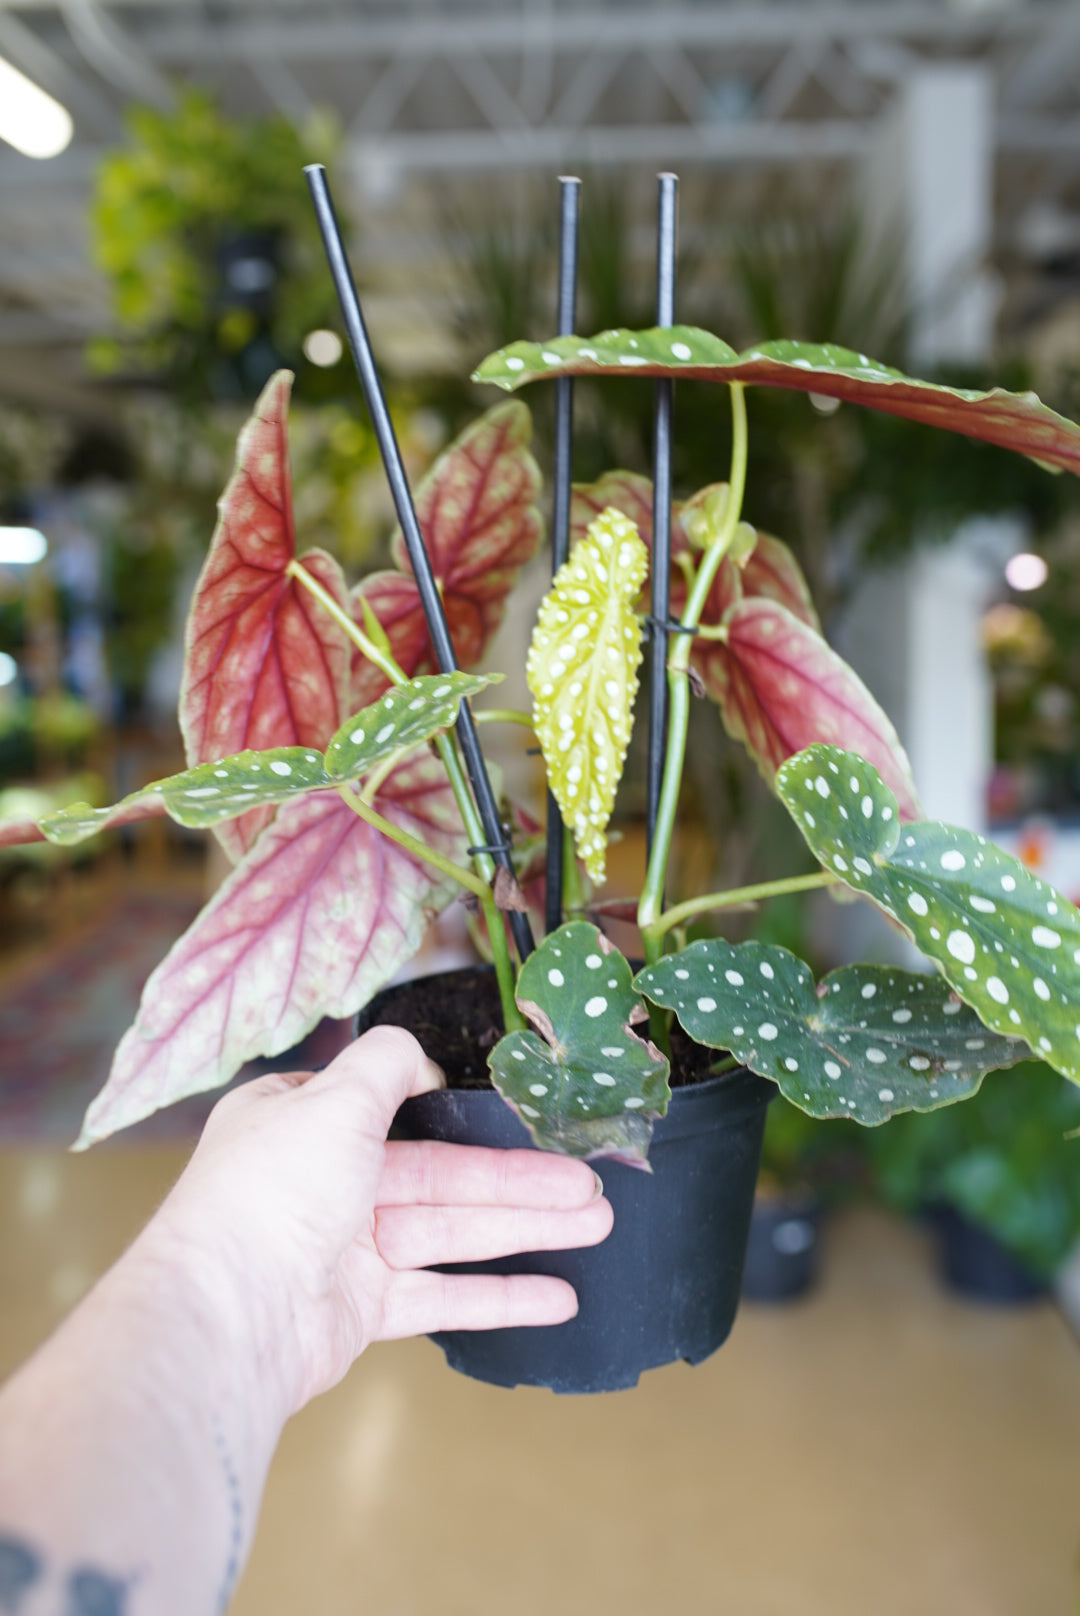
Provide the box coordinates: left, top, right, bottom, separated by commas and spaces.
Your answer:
0, 55, 73, 159
0, 528, 48, 565
0, 652, 15, 688
1005, 552, 1048, 592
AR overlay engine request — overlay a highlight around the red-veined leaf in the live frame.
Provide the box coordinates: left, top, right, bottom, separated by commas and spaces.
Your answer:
74, 752, 465, 1149
477, 329, 1080, 476
349, 402, 542, 706
704, 597, 920, 819
737, 531, 819, 630
180, 370, 352, 861
349, 571, 486, 707
570, 470, 657, 550
572, 472, 818, 632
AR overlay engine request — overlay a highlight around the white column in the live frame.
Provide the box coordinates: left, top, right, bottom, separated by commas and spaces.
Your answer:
825, 64, 1005, 964
847, 63, 999, 837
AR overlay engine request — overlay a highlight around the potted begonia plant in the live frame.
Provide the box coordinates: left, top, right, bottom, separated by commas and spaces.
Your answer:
5, 169, 1080, 1394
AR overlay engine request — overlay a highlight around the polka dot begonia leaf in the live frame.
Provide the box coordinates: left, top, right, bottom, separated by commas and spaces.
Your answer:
777, 744, 1080, 1085
323, 672, 500, 779
473, 328, 1080, 476
38, 672, 496, 844
489, 921, 670, 1163
635, 940, 1029, 1125
527, 508, 647, 884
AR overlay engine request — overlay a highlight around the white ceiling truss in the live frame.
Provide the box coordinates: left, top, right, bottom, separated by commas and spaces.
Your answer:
1, 0, 1080, 396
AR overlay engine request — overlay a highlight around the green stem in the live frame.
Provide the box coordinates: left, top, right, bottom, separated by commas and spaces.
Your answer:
651, 871, 837, 939
473, 708, 535, 731
290, 558, 523, 1032
336, 786, 489, 900
287, 560, 402, 687
638, 382, 749, 965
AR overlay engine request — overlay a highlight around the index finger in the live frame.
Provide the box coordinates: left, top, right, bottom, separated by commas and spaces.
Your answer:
378, 1140, 604, 1211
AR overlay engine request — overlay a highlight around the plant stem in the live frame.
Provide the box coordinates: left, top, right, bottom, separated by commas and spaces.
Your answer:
638, 382, 749, 966
291, 558, 523, 1031
472, 708, 535, 731
286, 560, 402, 687
336, 786, 489, 900
651, 871, 838, 939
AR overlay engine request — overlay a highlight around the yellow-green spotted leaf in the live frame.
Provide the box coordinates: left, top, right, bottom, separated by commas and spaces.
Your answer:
778, 744, 1080, 1085
527, 507, 647, 884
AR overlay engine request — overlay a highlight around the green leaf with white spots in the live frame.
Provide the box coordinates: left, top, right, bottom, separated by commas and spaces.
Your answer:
39, 672, 497, 845
323, 672, 499, 777
488, 921, 670, 1164
527, 508, 647, 885
635, 940, 1029, 1126
474, 328, 1080, 476
777, 744, 1080, 1085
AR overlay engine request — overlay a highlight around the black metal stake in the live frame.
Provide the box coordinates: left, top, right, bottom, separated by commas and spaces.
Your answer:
646, 172, 678, 859
544, 175, 581, 935
304, 163, 534, 961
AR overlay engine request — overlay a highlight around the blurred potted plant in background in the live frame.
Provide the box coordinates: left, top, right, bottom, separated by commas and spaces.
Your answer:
867, 1060, 1080, 1302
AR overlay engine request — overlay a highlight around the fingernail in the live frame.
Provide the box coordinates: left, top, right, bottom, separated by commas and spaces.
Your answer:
590, 1169, 605, 1201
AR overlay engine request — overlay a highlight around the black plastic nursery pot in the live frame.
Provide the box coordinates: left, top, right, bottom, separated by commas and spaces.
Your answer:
930, 1204, 1049, 1305
362, 965, 774, 1394
740, 1196, 822, 1304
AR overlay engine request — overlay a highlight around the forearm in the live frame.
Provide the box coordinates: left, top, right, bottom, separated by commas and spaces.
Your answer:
0, 1223, 289, 1615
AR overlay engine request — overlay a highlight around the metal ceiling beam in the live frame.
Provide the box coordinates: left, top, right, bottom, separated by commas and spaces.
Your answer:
135, 6, 1045, 65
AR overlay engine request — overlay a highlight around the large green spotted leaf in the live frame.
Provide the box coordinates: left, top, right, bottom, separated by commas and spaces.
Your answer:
489, 921, 670, 1165
778, 745, 1080, 1084
635, 940, 1029, 1126
527, 507, 647, 884
474, 327, 1080, 477
38, 673, 496, 845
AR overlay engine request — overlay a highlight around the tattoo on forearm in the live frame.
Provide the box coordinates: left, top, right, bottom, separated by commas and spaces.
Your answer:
67, 1568, 129, 1614
212, 1419, 243, 1616
0, 1537, 41, 1610
0, 1536, 129, 1614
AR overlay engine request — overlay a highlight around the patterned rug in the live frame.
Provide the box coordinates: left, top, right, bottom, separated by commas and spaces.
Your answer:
0, 891, 351, 1146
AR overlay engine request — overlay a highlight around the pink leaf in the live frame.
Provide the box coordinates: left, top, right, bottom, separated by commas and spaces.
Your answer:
702, 598, 920, 820
349, 571, 486, 708
570, 470, 657, 550
180, 370, 352, 860
737, 532, 819, 631
75, 753, 465, 1148
350, 403, 542, 707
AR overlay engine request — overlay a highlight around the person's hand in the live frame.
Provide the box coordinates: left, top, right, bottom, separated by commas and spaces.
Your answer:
142, 1027, 613, 1417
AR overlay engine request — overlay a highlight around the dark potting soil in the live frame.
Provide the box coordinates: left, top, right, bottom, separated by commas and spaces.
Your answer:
365, 964, 720, 1091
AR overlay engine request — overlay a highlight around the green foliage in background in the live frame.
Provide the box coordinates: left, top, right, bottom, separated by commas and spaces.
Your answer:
867, 1062, 1080, 1278
89, 90, 344, 402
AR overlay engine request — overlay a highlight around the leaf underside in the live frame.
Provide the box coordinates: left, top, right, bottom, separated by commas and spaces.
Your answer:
38, 674, 495, 844
475, 328, 1080, 476
708, 598, 921, 820
350, 400, 543, 706
488, 921, 670, 1164
527, 507, 647, 884
568, 472, 917, 814
76, 753, 466, 1148
179, 369, 352, 860
636, 939, 1029, 1125
778, 745, 1080, 1085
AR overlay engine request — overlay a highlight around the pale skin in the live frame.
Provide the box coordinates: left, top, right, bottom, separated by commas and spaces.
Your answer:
0, 1027, 613, 1614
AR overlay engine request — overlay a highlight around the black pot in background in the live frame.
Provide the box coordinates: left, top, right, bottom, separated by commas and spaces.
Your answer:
741, 1197, 822, 1303
930, 1204, 1048, 1304
364, 969, 774, 1394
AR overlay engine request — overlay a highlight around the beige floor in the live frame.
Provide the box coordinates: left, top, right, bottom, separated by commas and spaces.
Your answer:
1, 1144, 1079, 1616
